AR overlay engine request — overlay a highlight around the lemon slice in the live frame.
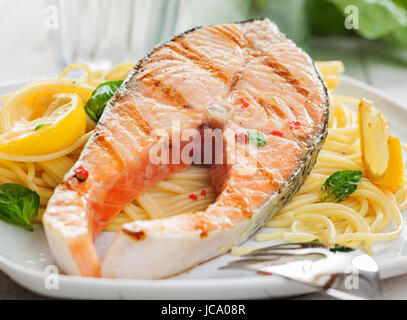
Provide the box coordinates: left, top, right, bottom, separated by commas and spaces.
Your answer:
0, 79, 93, 132
0, 93, 86, 155
358, 98, 390, 181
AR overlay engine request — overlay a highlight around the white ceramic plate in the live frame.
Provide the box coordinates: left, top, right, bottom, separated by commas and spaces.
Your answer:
1, 76, 407, 300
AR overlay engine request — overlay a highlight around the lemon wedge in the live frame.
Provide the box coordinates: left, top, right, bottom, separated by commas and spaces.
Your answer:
359, 98, 404, 186
377, 136, 404, 187
358, 98, 390, 181
0, 93, 86, 155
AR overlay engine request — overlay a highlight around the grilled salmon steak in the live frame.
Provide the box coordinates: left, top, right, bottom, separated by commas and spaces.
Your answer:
43, 18, 328, 278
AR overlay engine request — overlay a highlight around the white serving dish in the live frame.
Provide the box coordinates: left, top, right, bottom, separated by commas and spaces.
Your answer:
1, 76, 407, 299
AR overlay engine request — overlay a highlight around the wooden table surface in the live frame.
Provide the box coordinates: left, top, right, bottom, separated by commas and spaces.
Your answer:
1, 0, 407, 300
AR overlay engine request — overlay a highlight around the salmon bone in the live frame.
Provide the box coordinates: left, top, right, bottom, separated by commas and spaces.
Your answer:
204, 102, 234, 129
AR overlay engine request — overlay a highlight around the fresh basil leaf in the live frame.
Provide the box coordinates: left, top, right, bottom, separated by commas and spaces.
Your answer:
0, 184, 39, 231
309, 239, 355, 252
84, 80, 123, 122
248, 130, 267, 147
330, 245, 355, 253
320, 170, 362, 203
34, 123, 51, 131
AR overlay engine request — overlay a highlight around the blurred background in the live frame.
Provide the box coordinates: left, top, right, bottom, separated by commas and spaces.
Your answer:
1, 0, 407, 96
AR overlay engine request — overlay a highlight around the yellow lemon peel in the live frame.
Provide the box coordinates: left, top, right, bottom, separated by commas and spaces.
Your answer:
0, 93, 86, 155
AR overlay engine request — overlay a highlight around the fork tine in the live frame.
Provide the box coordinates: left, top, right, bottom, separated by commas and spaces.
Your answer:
242, 242, 329, 257
253, 242, 326, 251
242, 247, 328, 258
220, 256, 298, 270
218, 259, 269, 270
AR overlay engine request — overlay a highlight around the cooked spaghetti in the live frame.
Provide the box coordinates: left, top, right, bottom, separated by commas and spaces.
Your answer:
0, 60, 405, 254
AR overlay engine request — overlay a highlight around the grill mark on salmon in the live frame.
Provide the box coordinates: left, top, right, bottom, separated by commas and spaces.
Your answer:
228, 72, 242, 95
263, 56, 310, 98
93, 134, 125, 172
254, 96, 287, 119
123, 229, 146, 241
136, 81, 191, 112
166, 40, 228, 83
136, 60, 197, 109
136, 68, 154, 81
211, 25, 247, 48
140, 76, 190, 109
43, 18, 329, 279
112, 100, 152, 137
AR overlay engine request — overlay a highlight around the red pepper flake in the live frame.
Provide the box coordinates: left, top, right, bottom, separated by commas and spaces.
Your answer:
288, 120, 301, 130
271, 130, 283, 137
256, 271, 273, 276
201, 189, 207, 196
238, 98, 249, 108
235, 132, 248, 144
189, 194, 198, 201
75, 165, 89, 182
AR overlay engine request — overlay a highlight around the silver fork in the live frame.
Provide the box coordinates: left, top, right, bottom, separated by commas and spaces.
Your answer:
220, 242, 384, 300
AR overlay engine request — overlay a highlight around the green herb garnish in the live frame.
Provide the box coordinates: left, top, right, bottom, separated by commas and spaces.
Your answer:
310, 239, 355, 253
0, 184, 39, 231
329, 245, 355, 253
320, 170, 362, 203
34, 123, 51, 131
84, 80, 123, 122
248, 130, 267, 147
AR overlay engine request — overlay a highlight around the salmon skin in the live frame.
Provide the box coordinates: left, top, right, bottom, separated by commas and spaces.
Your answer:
43, 18, 329, 279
